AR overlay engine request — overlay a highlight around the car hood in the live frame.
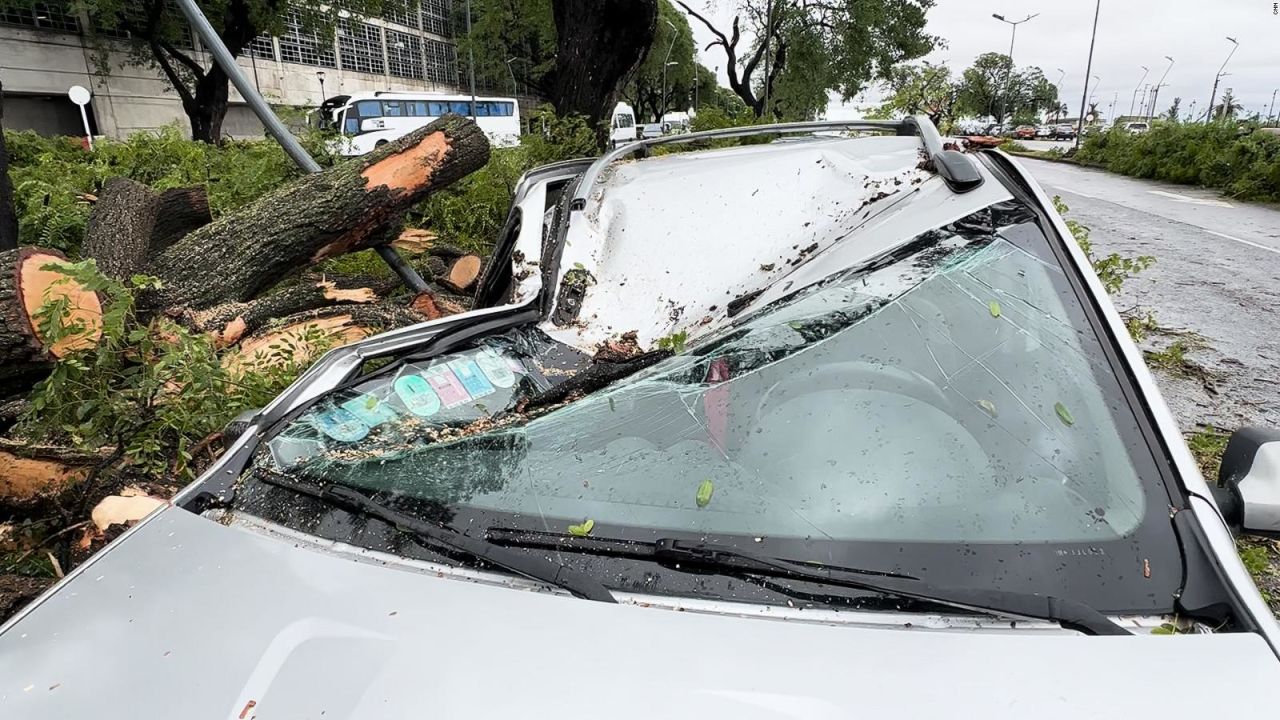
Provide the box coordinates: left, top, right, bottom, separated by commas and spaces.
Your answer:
2, 508, 1278, 720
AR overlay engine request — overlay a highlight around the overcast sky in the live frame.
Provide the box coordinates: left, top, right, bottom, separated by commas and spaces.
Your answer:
684, 0, 1279, 120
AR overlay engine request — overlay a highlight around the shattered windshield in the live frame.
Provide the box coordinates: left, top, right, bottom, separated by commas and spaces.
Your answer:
248, 200, 1166, 547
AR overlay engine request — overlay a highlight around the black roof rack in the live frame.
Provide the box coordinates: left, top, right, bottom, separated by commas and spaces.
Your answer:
568, 114, 983, 211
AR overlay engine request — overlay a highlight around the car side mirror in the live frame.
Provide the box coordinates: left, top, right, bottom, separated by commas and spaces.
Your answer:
1211, 427, 1280, 534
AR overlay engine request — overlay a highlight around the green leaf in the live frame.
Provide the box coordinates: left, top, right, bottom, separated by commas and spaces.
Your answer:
567, 519, 595, 537
1054, 402, 1075, 426
696, 479, 715, 508
976, 399, 997, 417
988, 300, 1001, 318
1150, 623, 1177, 635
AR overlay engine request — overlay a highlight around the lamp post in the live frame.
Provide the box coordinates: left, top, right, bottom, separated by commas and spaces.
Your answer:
316, 70, 326, 101
659, 19, 677, 121
1129, 65, 1148, 118
1268, 88, 1277, 126
991, 12, 1039, 124
1207, 36, 1238, 124
1148, 56, 1174, 122
1075, 0, 1100, 147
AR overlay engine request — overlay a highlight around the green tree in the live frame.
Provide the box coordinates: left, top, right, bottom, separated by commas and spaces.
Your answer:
1213, 88, 1243, 123
621, 0, 697, 122
1164, 97, 1181, 122
454, 0, 556, 95
874, 62, 955, 125
955, 53, 1059, 124
45, 0, 388, 143
679, 0, 937, 119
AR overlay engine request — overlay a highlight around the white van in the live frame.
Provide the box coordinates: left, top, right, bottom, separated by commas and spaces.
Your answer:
322, 91, 521, 156
609, 102, 638, 147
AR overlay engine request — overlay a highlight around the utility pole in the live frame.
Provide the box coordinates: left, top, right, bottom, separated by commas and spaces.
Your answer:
1129, 66, 1148, 118
1268, 88, 1277, 125
1207, 36, 1238, 124
465, 0, 477, 120
1075, 0, 1100, 147
992, 12, 1039, 124
1148, 56, 1174, 122
659, 20, 677, 121
1138, 83, 1150, 116
1108, 92, 1117, 126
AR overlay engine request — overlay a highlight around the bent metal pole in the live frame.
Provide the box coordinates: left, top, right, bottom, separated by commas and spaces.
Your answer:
171, 0, 429, 293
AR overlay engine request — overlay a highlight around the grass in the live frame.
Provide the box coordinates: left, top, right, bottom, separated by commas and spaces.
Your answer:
1185, 426, 1230, 479
1144, 339, 1190, 372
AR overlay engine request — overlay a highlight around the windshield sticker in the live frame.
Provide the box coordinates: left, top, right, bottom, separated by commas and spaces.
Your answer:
340, 393, 400, 428
394, 373, 443, 417
476, 349, 517, 388
312, 406, 370, 443
424, 364, 472, 408
448, 357, 497, 399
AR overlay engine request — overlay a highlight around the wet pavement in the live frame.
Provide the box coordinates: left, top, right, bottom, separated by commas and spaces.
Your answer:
1019, 157, 1280, 433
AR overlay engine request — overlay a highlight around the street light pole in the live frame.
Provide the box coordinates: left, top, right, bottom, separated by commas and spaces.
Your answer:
659, 19, 677, 122
1269, 88, 1278, 125
1207, 36, 1238, 124
1075, 0, 1100, 147
991, 12, 1039, 124
1148, 56, 1174, 122
1129, 66, 1148, 117
465, 0, 477, 120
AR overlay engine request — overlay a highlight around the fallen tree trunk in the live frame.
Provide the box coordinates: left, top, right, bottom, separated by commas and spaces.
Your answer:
182, 275, 401, 346
149, 186, 212, 254
82, 177, 159, 280
222, 304, 425, 375
0, 437, 111, 512
0, 247, 101, 384
441, 254, 483, 292
143, 114, 490, 312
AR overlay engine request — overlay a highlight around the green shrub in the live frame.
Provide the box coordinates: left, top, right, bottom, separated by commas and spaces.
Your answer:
999, 139, 1029, 153
1076, 122, 1280, 202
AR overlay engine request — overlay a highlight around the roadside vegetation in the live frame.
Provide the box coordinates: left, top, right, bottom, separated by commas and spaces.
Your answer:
1076, 122, 1280, 203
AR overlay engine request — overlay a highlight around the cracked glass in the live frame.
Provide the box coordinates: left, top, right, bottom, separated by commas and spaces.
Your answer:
251, 202, 1156, 545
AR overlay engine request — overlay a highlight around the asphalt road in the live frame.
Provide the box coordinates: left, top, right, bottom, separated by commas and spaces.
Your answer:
1017, 157, 1280, 432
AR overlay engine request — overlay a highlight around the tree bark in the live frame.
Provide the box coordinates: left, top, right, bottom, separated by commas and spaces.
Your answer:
549, 0, 657, 143
82, 178, 160, 280
141, 114, 491, 312
187, 66, 230, 144
0, 436, 111, 512
150, 186, 212, 254
0, 80, 18, 252
0, 248, 102, 385
222, 303, 425, 376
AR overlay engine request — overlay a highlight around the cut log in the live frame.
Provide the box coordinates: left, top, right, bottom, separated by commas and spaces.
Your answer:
149, 186, 212, 254
0, 247, 102, 383
0, 437, 110, 511
392, 227, 436, 254
408, 290, 468, 320
81, 177, 159, 280
183, 275, 398, 346
441, 254, 483, 292
142, 114, 491, 312
222, 304, 425, 375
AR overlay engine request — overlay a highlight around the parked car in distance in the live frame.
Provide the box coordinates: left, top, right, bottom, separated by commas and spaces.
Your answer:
1014, 125, 1036, 139
640, 122, 667, 139
6, 117, 1280, 719
1053, 123, 1077, 140
1035, 125, 1053, 138
609, 101, 638, 148
1123, 121, 1151, 134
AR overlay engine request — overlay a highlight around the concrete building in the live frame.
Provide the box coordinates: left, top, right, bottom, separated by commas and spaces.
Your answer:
1, 1, 463, 138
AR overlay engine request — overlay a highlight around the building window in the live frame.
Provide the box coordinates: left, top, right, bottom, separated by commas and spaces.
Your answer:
385, 29, 424, 80
423, 37, 457, 84
421, 0, 450, 37
337, 18, 384, 75
279, 9, 336, 67
381, 0, 419, 30
241, 34, 276, 61
0, 2, 79, 32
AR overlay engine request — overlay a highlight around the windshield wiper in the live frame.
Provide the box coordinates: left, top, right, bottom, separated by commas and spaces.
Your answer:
485, 529, 1129, 636
255, 473, 616, 603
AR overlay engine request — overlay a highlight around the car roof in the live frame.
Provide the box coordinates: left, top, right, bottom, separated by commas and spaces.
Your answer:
523, 132, 1013, 356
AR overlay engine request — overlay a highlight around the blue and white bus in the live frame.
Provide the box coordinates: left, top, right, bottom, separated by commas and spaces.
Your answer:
321, 91, 521, 155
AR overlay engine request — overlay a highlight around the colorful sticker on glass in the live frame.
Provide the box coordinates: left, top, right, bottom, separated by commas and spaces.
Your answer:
424, 364, 472, 408
340, 393, 400, 428
311, 407, 370, 443
447, 357, 496, 399
476, 349, 517, 388
394, 373, 442, 417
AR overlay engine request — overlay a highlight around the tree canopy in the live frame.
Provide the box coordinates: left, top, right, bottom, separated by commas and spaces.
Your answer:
621, 0, 698, 122
872, 62, 954, 126
679, 0, 938, 120
953, 52, 1059, 125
